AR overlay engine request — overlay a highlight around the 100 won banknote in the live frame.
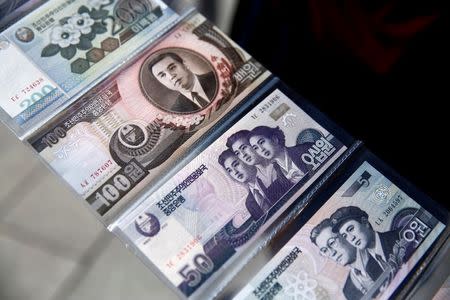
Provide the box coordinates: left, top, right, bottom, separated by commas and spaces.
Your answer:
28, 13, 270, 223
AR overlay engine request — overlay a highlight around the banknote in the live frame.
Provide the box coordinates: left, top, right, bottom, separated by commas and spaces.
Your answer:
28, 13, 270, 224
114, 87, 347, 297
234, 161, 446, 300
0, 0, 47, 30
0, 0, 179, 136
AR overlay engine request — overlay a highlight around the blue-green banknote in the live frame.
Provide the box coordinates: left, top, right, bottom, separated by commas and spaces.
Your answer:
0, 0, 48, 30
0, 0, 179, 137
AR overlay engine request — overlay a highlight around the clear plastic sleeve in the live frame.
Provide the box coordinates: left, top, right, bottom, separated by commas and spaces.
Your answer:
109, 78, 357, 299
223, 147, 449, 300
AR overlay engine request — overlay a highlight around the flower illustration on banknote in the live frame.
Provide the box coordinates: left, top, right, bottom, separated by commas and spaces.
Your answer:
49, 24, 81, 49
68, 13, 95, 34
283, 271, 320, 300
41, 5, 110, 60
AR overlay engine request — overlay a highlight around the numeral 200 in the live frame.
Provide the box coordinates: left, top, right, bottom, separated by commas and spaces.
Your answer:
19, 85, 55, 109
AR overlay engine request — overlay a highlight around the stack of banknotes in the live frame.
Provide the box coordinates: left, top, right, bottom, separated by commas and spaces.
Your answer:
1, 1, 449, 299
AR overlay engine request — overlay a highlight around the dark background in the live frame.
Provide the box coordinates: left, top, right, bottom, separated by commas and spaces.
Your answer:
224, 0, 449, 208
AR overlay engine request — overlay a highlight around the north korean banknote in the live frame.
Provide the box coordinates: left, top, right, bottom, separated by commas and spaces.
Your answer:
234, 161, 446, 300
0, 0, 179, 137
28, 13, 270, 224
114, 87, 347, 297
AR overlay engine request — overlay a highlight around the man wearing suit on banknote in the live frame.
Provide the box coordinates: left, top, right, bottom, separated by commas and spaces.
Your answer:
310, 218, 365, 299
331, 206, 401, 268
149, 52, 217, 113
331, 206, 402, 297
248, 126, 313, 184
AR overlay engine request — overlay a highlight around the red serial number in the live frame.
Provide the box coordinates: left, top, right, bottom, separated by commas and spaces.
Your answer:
90, 159, 114, 180
21, 78, 45, 95
176, 236, 202, 261
81, 160, 114, 188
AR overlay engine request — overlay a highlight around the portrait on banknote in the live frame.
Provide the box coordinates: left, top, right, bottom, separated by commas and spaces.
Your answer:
15, 26, 34, 42
311, 206, 405, 299
139, 48, 219, 113
116, 87, 347, 297
234, 161, 445, 300
29, 13, 270, 223
218, 125, 317, 221
0, 0, 179, 136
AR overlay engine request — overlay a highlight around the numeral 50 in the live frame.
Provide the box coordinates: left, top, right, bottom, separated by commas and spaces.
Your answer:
179, 254, 214, 287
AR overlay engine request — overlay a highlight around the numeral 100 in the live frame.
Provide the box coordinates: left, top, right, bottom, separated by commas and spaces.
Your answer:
42, 126, 67, 148
95, 174, 132, 207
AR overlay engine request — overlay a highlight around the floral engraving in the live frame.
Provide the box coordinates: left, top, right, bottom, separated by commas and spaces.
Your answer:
41, 3, 111, 60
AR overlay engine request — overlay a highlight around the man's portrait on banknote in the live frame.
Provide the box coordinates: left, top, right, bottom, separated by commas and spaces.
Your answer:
311, 218, 362, 299
234, 162, 443, 300
311, 206, 406, 299
140, 48, 218, 114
